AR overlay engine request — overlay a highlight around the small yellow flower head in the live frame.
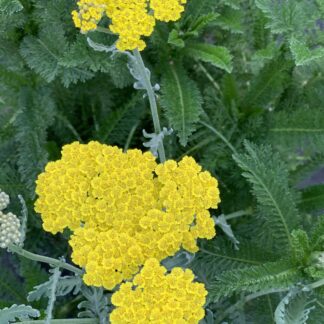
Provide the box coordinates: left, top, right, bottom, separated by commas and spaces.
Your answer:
72, 0, 107, 33
72, 0, 188, 51
150, 0, 187, 22
0, 211, 21, 249
35, 141, 220, 289
110, 258, 207, 323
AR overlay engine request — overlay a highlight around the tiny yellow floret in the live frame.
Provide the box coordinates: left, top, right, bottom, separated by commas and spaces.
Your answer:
110, 258, 207, 323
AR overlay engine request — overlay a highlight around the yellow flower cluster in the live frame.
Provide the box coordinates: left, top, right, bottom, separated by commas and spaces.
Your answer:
110, 258, 207, 323
35, 141, 220, 289
72, 0, 187, 51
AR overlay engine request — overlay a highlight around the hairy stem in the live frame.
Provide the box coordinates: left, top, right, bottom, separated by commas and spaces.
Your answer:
133, 49, 166, 163
8, 244, 83, 275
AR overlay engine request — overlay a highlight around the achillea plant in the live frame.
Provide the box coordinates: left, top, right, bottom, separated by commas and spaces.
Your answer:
1, 0, 324, 323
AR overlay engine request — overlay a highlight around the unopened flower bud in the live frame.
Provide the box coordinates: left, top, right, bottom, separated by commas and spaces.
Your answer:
0, 211, 21, 248
0, 190, 10, 211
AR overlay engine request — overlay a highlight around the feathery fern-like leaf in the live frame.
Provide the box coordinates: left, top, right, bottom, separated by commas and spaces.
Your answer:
191, 238, 277, 285
209, 260, 301, 302
14, 88, 55, 197
185, 42, 233, 73
0, 304, 39, 323
161, 62, 202, 146
269, 107, 324, 155
233, 141, 300, 252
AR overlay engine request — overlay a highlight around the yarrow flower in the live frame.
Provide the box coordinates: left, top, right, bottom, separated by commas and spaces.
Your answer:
110, 258, 207, 323
72, 0, 187, 51
35, 141, 220, 289
0, 211, 21, 249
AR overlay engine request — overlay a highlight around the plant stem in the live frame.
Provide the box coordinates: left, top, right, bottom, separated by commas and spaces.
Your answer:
8, 244, 83, 275
199, 120, 237, 155
94, 26, 113, 35
224, 208, 253, 220
132, 49, 166, 163
18, 320, 98, 324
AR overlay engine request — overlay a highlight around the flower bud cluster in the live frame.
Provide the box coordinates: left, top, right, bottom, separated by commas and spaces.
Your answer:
72, 0, 187, 51
0, 190, 10, 211
0, 211, 21, 248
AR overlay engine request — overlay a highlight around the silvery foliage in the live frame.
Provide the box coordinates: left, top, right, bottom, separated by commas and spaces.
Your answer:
0, 304, 40, 324
274, 286, 316, 324
213, 215, 240, 250
143, 128, 173, 157
28, 273, 82, 302
127, 54, 160, 94
45, 267, 62, 324
87, 37, 116, 54
86, 37, 160, 95
162, 250, 195, 271
78, 285, 110, 324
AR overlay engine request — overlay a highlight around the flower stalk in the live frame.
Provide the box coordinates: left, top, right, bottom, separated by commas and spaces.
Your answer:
132, 49, 166, 163
8, 244, 83, 275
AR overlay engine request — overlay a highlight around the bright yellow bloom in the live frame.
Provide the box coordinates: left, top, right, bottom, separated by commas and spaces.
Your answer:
35, 141, 220, 289
110, 258, 207, 323
72, 0, 187, 51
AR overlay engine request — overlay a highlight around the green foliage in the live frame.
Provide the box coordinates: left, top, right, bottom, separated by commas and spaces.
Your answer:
291, 230, 311, 265
14, 88, 55, 198
0, 0, 23, 15
161, 63, 202, 146
233, 141, 300, 252
269, 106, 324, 155
185, 42, 233, 72
300, 185, 324, 214
209, 260, 300, 302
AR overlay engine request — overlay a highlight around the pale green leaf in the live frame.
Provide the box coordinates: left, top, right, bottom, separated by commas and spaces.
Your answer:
186, 42, 233, 73
289, 37, 324, 66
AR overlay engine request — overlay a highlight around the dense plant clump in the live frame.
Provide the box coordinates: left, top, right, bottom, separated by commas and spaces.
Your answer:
0, 0, 324, 323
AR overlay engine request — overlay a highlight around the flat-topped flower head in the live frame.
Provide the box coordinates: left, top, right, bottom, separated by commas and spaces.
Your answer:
110, 258, 207, 323
35, 141, 220, 289
72, 0, 188, 51
0, 211, 21, 249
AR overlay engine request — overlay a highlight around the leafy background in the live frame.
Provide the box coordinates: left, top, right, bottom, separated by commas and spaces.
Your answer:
0, 0, 324, 322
